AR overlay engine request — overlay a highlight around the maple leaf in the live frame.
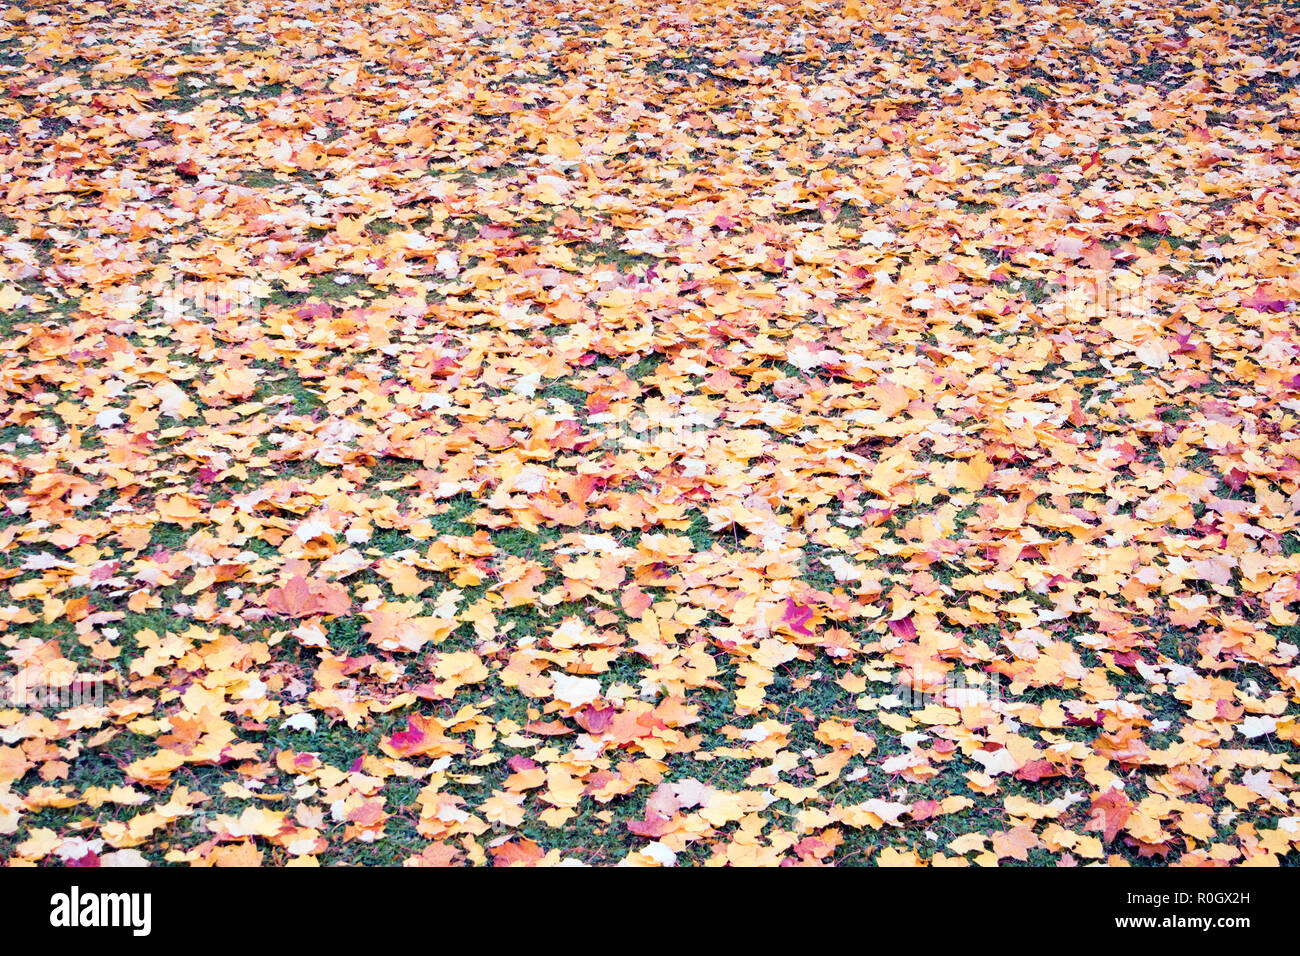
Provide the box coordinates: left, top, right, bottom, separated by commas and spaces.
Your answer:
1086, 791, 1135, 844
379, 715, 464, 761
887, 616, 918, 640
574, 705, 616, 734
1243, 287, 1290, 312
780, 598, 816, 636
626, 811, 673, 839
264, 576, 350, 619
491, 839, 546, 867
1014, 759, 1066, 783
991, 826, 1042, 862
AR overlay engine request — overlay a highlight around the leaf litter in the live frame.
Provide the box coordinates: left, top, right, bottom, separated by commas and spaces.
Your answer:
0, 0, 1299, 866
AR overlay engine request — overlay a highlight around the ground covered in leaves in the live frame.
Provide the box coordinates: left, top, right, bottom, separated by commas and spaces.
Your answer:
1, 0, 1299, 866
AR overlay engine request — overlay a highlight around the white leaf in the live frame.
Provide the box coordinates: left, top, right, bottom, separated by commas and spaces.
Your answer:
282, 713, 318, 733
1238, 715, 1277, 739
551, 673, 601, 708
971, 747, 1019, 776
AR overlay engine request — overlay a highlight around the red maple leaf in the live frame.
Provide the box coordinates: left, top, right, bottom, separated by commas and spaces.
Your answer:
626, 810, 672, 838
575, 705, 616, 734
1015, 759, 1066, 782
887, 615, 918, 640
1086, 790, 1134, 843
781, 598, 815, 636
491, 839, 546, 866
263, 575, 350, 618
1243, 287, 1290, 312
